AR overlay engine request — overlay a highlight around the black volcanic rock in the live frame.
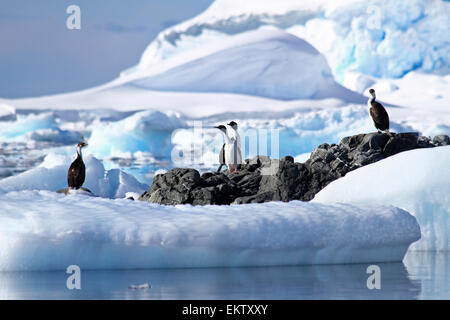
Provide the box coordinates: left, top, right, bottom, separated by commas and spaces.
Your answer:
139, 132, 449, 206
433, 134, 450, 146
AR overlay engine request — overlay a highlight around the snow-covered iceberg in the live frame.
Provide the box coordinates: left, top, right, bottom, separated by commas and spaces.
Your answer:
0, 111, 83, 144
137, 0, 449, 79
130, 29, 362, 101
88, 110, 186, 159
0, 152, 148, 199
314, 146, 450, 251
0, 196, 420, 271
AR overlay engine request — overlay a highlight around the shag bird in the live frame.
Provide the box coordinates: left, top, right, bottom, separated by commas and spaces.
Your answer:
215, 125, 242, 173
68, 141, 88, 189
368, 88, 392, 136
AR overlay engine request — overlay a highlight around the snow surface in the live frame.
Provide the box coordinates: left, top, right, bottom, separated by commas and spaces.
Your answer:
130, 29, 363, 101
0, 196, 420, 271
314, 146, 450, 251
138, 0, 450, 79
0, 152, 148, 199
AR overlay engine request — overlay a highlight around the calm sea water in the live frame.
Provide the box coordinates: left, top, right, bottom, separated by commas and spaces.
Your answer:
0, 251, 448, 300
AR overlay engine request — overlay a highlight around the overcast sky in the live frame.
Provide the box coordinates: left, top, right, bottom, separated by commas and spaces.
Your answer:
0, 0, 213, 98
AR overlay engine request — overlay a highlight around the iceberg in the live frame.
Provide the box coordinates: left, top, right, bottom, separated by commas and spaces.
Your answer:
0, 112, 56, 140
314, 146, 450, 251
88, 110, 187, 159
137, 0, 450, 79
0, 196, 420, 271
0, 111, 83, 145
0, 152, 148, 199
131, 29, 363, 101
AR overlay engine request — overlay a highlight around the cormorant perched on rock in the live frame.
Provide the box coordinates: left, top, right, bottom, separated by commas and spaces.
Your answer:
215, 125, 242, 173
368, 88, 392, 136
68, 141, 88, 189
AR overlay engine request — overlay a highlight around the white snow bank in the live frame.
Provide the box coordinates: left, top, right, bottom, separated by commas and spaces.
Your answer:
0, 153, 148, 199
314, 146, 450, 251
0, 194, 420, 271
131, 29, 362, 101
88, 110, 186, 159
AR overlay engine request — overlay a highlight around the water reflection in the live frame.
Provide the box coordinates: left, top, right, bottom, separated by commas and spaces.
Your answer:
403, 251, 450, 300
0, 257, 432, 299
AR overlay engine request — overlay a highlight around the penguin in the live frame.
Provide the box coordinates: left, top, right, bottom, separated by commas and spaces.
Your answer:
227, 120, 242, 171
227, 121, 241, 149
217, 141, 226, 173
368, 88, 392, 136
215, 125, 242, 173
67, 141, 88, 189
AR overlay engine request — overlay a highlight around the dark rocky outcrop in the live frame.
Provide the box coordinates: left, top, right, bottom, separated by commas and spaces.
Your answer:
139, 132, 449, 205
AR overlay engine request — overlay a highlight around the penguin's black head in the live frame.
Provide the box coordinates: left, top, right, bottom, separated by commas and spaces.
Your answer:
227, 121, 238, 130
215, 125, 227, 133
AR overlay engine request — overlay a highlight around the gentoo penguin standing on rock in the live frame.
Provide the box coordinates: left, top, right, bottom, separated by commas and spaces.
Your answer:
68, 141, 88, 189
215, 125, 242, 173
368, 88, 392, 136
227, 121, 241, 150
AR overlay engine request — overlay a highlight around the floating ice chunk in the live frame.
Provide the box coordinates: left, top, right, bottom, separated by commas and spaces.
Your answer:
88, 110, 187, 159
0, 152, 148, 199
129, 283, 151, 290
26, 128, 82, 144
0, 194, 420, 271
0, 112, 56, 140
314, 146, 450, 251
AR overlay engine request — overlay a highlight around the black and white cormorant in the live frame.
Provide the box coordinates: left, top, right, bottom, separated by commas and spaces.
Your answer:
368, 88, 392, 136
67, 141, 88, 189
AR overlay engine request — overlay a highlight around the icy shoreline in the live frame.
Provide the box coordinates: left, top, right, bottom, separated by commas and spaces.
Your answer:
0, 192, 420, 271
314, 146, 450, 251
